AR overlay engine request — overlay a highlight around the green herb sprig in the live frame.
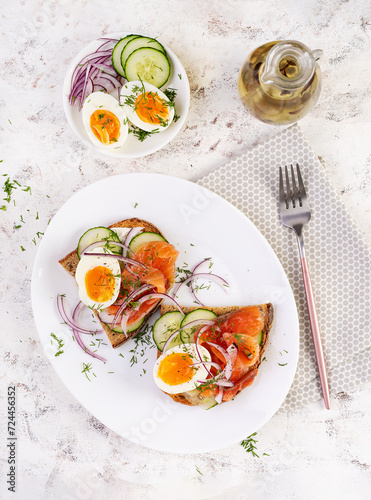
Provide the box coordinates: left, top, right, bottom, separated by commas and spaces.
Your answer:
50, 332, 64, 356
128, 324, 155, 370
241, 433, 260, 457
81, 362, 96, 381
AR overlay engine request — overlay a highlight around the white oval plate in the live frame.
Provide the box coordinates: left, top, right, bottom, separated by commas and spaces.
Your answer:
63, 33, 190, 158
31, 173, 299, 454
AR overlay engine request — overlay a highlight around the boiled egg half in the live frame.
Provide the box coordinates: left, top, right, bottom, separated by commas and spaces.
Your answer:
120, 81, 174, 132
82, 92, 128, 149
153, 343, 212, 395
75, 247, 121, 309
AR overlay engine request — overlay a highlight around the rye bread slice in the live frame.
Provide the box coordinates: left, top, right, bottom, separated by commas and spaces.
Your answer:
58, 218, 173, 349
159, 303, 274, 406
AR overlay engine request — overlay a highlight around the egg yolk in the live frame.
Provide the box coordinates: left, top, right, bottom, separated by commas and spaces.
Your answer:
90, 110, 121, 145
85, 266, 116, 303
135, 92, 169, 125
158, 352, 195, 386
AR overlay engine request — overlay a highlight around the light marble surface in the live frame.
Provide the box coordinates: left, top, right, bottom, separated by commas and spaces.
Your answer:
1, 1, 371, 499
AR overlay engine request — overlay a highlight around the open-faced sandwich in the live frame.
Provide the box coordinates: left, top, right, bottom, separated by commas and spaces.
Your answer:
152, 304, 273, 408
59, 218, 179, 348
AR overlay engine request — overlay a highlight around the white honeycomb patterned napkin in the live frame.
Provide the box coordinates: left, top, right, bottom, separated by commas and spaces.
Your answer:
198, 124, 371, 411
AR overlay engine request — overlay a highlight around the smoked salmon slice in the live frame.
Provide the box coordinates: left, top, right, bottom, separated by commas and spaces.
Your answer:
198, 305, 271, 401
220, 306, 264, 337
223, 369, 258, 402
106, 241, 178, 326
133, 241, 179, 287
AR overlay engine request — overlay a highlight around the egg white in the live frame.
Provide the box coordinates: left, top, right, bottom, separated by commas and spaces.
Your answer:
82, 92, 128, 149
75, 247, 121, 309
120, 80, 174, 132
153, 343, 212, 395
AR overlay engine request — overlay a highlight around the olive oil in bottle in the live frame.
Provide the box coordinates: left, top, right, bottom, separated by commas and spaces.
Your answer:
238, 40, 322, 125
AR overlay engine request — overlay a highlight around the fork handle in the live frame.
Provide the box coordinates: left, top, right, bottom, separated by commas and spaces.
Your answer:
297, 234, 331, 410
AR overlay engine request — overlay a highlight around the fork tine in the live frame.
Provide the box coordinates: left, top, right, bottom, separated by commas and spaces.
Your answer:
284, 165, 292, 207
296, 163, 307, 204
279, 167, 286, 207
290, 164, 298, 207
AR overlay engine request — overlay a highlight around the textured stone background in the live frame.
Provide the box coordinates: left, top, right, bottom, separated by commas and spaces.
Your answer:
1, 0, 370, 499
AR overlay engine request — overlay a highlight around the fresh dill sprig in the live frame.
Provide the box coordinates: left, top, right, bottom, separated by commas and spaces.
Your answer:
128, 125, 160, 142
50, 332, 64, 356
128, 324, 155, 369
163, 87, 177, 103
81, 362, 95, 381
241, 432, 260, 457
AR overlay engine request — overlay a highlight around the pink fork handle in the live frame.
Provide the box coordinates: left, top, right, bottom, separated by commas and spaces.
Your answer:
300, 256, 331, 409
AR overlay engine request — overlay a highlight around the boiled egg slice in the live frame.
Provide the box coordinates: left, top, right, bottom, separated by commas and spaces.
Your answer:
120, 81, 174, 132
82, 92, 128, 149
153, 343, 212, 395
75, 247, 121, 309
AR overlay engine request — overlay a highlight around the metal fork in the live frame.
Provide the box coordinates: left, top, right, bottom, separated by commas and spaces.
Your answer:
279, 164, 330, 410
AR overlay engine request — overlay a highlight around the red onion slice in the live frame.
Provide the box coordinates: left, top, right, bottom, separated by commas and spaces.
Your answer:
95, 72, 122, 88
90, 63, 118, 77
191, 284, 204, 307
70, 52, 112, 83
173, 273, 230, 298
190, 258, 212, 306
205, 341, 233, 381
57, 295, 102, 334
227, 343, 238, 364
215, 386, 224, 404
112, 284, 154, 327
97, 309, 116, 324
196, 375, 234, 388
80, 240, 131, 257
192, 258, 212, 275
72, 301, 106, 363
192, 329, 236, 403
192, 361, 222, 373
215, 379, 235, 388
85, 252, 148, 270
97, 37, 120, 42
72, 50, 113, 74
123, 227, 144, 247
81, 62, 91, 110
68, 42, 122, 109
133, 293, 184, 314
194, 325, 223, 384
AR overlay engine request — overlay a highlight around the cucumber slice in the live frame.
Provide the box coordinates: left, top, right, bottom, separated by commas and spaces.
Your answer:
77, 227, 122, 259
180, 309, 218, 343
108, 315, 145, 334
256, 330, 263, 346
121, 36, 165, 74
153, 311, 183, 351
128, 231, 166, 253
124, 47, 171, 88
183, 388, 218, 410
112, 35, 140, 77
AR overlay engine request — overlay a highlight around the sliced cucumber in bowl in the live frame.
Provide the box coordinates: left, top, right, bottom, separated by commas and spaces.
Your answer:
124, 47, 171, 88
112, 35, 140, 77
121, 36, 165, 72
